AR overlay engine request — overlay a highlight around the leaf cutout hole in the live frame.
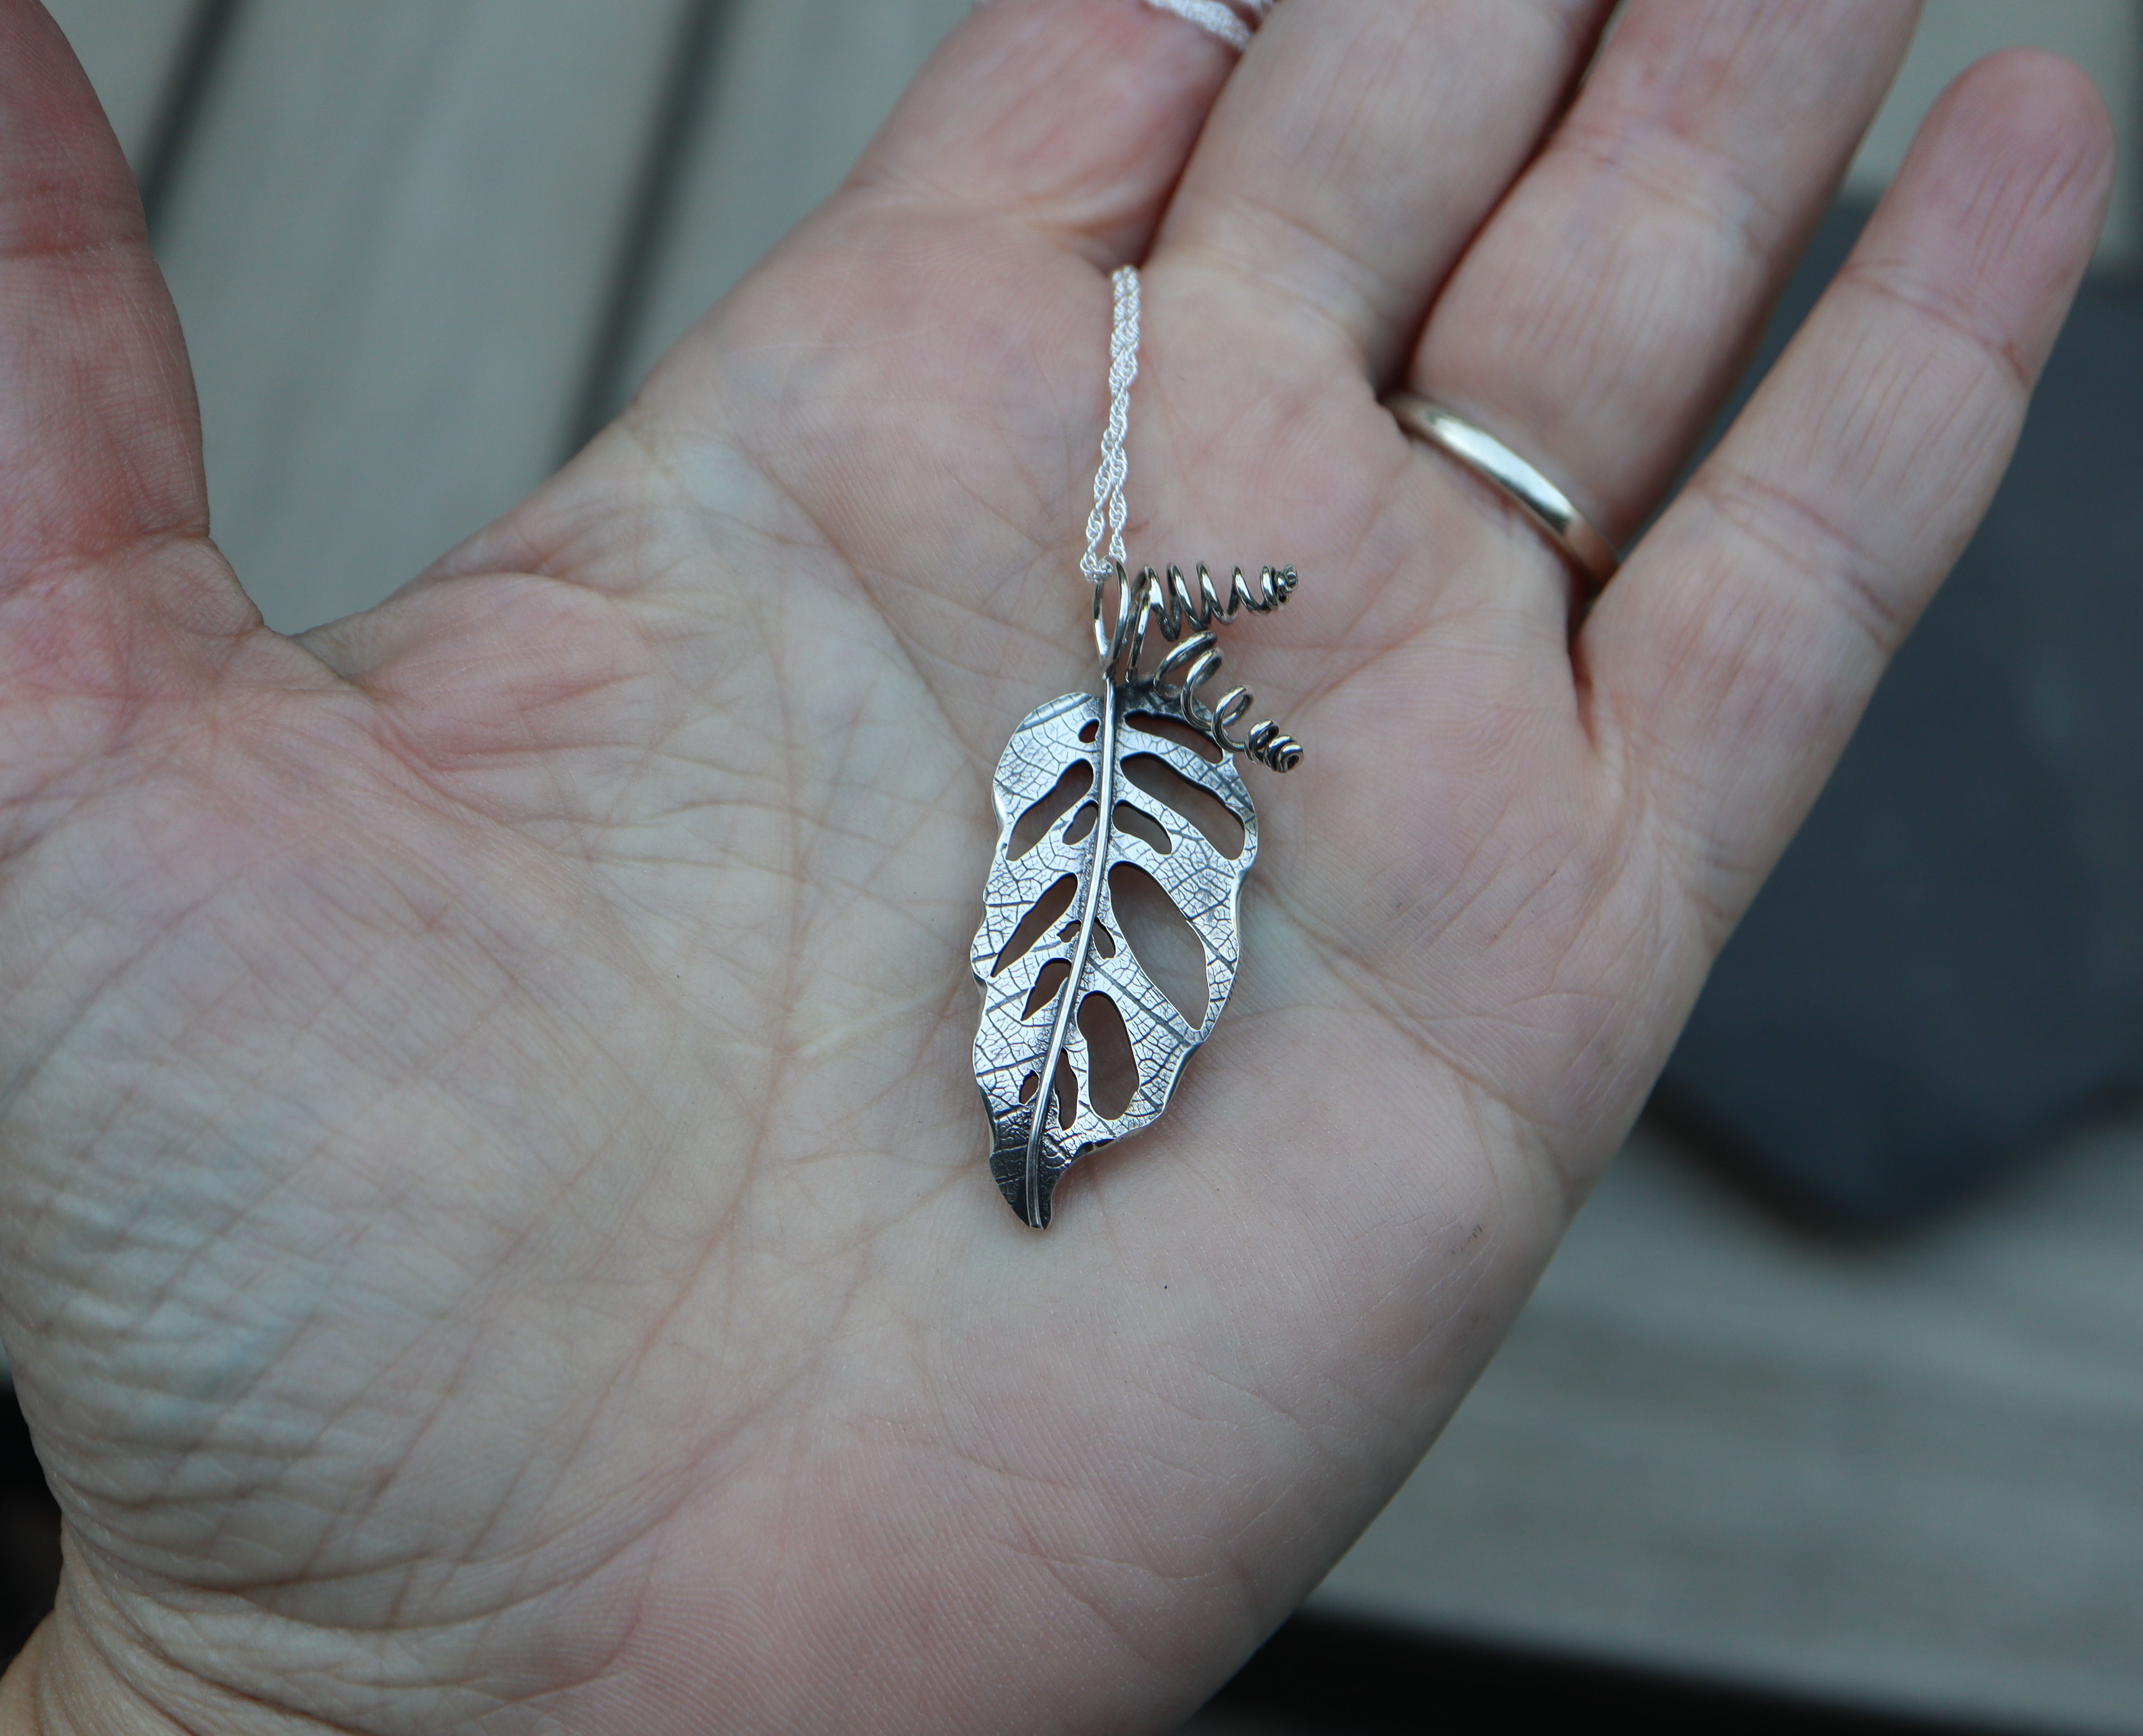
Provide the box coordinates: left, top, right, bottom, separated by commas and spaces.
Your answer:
1057, 921, 1080, 942
1121, 754, 1244, 860
994, 874, 1077, 975
1126, 709, 1221, 763
1079, 719, 1101, 743
1112, 801, 1172, 856
1052, 1049, 1078, 1131
1091, 922, 1116, 959
1064, 801, 1098, 846
1008, 762, 1093, 859
1019, 1072, 1039, 1104
1109, 861, 1208, 1026
1078, 993, 1138, 1119
1023, 957, 1072, 1020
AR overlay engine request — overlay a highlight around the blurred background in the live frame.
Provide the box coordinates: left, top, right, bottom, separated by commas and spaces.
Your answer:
6, 2, 2141, 1730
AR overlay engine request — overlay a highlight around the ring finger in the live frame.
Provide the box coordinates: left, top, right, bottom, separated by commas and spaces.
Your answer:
1405, 0, 1921, 553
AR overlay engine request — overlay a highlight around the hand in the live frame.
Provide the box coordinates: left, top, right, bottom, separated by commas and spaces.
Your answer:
0, 1, 2109, 1730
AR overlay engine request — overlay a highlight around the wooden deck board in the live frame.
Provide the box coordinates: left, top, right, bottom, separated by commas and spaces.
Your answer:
623, 0, 970, 396
1317, 1111, 2143, 1732
152, 0, 695, 633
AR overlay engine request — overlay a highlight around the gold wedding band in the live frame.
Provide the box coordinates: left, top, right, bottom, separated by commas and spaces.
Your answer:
1384, 390, 1620, 594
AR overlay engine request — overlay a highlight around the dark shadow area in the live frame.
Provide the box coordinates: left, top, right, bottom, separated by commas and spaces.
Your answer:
137, 0, 246, 240
0, 1386, 60, 1666
1656, 205, 2143, 1227
1189, 1613, 2036, 1735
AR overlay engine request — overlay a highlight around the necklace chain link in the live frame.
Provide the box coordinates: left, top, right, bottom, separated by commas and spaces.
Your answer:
1080, 265, 1141, 585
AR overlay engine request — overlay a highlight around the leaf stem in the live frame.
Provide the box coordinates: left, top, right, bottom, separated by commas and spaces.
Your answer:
1024, 680, 1121, 1227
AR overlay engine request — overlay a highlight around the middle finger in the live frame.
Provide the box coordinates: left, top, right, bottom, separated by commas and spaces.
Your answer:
1154, 0, 1611, 380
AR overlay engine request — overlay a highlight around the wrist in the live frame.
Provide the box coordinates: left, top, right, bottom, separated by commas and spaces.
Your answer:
0, 1579, 325, 1736
1, 1617, 164, 1736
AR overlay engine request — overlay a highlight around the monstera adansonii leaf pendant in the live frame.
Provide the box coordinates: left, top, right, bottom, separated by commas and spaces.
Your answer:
971, 563, 1302, 1228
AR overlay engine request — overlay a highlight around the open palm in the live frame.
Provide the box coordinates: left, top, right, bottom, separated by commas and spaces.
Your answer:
0, 1, 2109, 1731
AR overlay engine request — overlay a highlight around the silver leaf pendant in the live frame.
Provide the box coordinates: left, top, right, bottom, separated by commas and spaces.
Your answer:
970, 565, 1301, 1227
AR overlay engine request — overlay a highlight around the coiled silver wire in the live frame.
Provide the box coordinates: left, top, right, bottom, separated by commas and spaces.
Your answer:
1077, 267, 1302, 773
1094, 562, 1303, 771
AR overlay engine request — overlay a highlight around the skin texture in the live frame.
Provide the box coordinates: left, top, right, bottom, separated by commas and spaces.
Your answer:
0, 0, 2112, 1730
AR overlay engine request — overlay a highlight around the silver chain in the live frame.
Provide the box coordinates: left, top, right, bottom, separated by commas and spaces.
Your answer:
1083, 0, 1278, 568
1081, 264, 1142, 584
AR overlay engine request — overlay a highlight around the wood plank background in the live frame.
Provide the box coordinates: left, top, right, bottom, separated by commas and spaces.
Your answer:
30, 3, 2143, 1729
153, 0, 698, 630
1321, 1117, 2143, 1733
37, 0, 197, 167
623, 0, 973, 394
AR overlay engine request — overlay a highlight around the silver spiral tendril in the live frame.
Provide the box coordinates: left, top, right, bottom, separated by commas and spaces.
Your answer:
1093, 562, 1304, 772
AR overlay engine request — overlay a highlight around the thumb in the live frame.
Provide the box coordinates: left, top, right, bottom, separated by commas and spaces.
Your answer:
0, 0, 247, 639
